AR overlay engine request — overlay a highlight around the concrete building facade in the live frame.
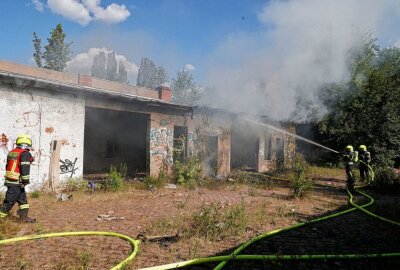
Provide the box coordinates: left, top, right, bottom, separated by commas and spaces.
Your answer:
0, 61, 295, 191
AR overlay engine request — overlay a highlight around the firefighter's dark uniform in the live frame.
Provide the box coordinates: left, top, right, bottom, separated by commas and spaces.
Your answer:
343, 147, 358, 191
0, 146, 35, 222
358, 148, 371, 182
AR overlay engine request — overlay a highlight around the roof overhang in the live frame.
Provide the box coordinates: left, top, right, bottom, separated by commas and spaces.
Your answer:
0, 71, 193, 115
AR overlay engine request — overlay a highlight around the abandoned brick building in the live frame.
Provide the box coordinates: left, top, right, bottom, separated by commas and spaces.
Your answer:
0, 60, 295, 190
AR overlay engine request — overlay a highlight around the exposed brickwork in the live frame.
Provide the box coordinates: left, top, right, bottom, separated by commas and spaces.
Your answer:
78, 74, 92, 87
158, 86, 172, 101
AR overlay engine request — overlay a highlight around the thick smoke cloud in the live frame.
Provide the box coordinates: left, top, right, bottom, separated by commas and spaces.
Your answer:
202, 0, 400, 122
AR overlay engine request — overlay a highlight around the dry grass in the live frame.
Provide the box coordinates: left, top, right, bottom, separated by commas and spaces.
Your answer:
0, 169, 354, 269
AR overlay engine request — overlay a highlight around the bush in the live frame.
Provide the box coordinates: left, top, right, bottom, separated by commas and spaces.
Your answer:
290, 154, 313, 197
62, 177, 87, 193
191, 202, 247, 241
103, 164, 127, 192
174, 157, 202, 188
144, 170, 167, 190
374, 167, 400, 192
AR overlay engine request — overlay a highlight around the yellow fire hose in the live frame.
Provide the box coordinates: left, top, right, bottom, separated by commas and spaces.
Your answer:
0, 231, 140, 270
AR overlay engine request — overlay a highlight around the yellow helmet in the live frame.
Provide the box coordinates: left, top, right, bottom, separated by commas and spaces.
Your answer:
345, 145, 353, 151
16, 134, 32, 147
359, 145, 367, 151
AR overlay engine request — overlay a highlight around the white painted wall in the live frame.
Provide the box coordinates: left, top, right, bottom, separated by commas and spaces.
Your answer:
0, 82, 85, 191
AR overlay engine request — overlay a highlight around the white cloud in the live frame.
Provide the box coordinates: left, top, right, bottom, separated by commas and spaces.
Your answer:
46, 0, 130, 26
47, 0, 92, 26
31, 0, 44, 12
184, 64, 195, 71
83, 0, 131, 24
66, 47, 139, 83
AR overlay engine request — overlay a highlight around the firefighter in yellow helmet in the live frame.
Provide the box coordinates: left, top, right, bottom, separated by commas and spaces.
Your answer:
343, 145, 358, 191
0, 134, 36, 223
358, 145, 371, 183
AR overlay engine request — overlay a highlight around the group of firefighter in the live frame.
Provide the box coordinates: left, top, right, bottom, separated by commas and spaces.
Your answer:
342, 144, 372, 191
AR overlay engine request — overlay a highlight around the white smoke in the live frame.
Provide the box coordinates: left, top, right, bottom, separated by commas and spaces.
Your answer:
203, 0, 400, 122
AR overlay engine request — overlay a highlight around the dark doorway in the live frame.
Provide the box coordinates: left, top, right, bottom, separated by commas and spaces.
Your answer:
231, 122, 259, 170
84, 107, 149, 176
173, 126, 188, 163
205, 135, 218, 176
276, 137, 284, 169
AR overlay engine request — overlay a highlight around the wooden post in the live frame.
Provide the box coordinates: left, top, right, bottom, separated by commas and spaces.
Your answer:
49, 140, 62, 191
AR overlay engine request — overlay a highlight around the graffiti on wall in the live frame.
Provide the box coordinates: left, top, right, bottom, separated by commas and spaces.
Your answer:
13, 111, 41, 128
150, 128, 173, 166
150, 128, 173, 147
60, 158, 78, 178
32, 149, 50, 165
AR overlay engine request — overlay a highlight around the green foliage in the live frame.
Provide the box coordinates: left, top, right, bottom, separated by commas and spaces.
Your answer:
144, 170, 167, 190
76, 250, 93, 270
374, 167, 400, 191
171, 70, 202, 105
32, 32, 42, 68
318, 36, 400, 166
136, 57, 168, 89
30, 190, 40, 198
103, 164, 127, 192
32, 23, 72, 71
290, 154, 313, 197
191, 202, 247, 241
174, 157, 202, 188
62, 177, 87, 193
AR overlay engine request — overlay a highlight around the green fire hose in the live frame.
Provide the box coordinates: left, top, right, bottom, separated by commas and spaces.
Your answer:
0, 231, 140, 270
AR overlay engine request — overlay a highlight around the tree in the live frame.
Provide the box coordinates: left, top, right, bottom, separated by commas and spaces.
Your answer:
106, 52, 118, 81
118, 60, 128, 83
32, 23, 72, 71
91, 51, 107, 79
136, 57, 168, 89
317, 38, 400, 165
32, 32, 42, 68
91, 51, 128, 83
171, 70, 202, 105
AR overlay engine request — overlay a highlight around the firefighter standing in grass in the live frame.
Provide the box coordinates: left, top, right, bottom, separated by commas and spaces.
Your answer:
0, 134, 36, 223
343, 145, 358, 191
358, 145, 371, 183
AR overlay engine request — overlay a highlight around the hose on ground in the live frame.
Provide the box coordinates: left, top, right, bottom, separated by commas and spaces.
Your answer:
0, 231, 140, 270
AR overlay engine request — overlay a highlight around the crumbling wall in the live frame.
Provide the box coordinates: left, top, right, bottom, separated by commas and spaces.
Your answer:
149, 113, 194, 177
193, 112, 231, 178
0, 82, 85, 191
284, 125, 296, 169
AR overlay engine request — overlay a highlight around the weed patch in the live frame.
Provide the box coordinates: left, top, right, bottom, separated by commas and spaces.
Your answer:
190, 202, 247, 241
174, 157, 202, 189
290, 154, 313, 197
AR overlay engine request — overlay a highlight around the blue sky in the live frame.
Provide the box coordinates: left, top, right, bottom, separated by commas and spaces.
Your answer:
1, 0, 400, 120
0, 0, 268, 83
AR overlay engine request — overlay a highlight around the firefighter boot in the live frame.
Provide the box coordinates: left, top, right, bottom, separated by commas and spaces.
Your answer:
17, 208, 36, 223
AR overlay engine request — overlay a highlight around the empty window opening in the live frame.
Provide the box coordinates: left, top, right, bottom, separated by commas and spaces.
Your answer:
84, 107, 150, 177
173, 126, 188, 163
